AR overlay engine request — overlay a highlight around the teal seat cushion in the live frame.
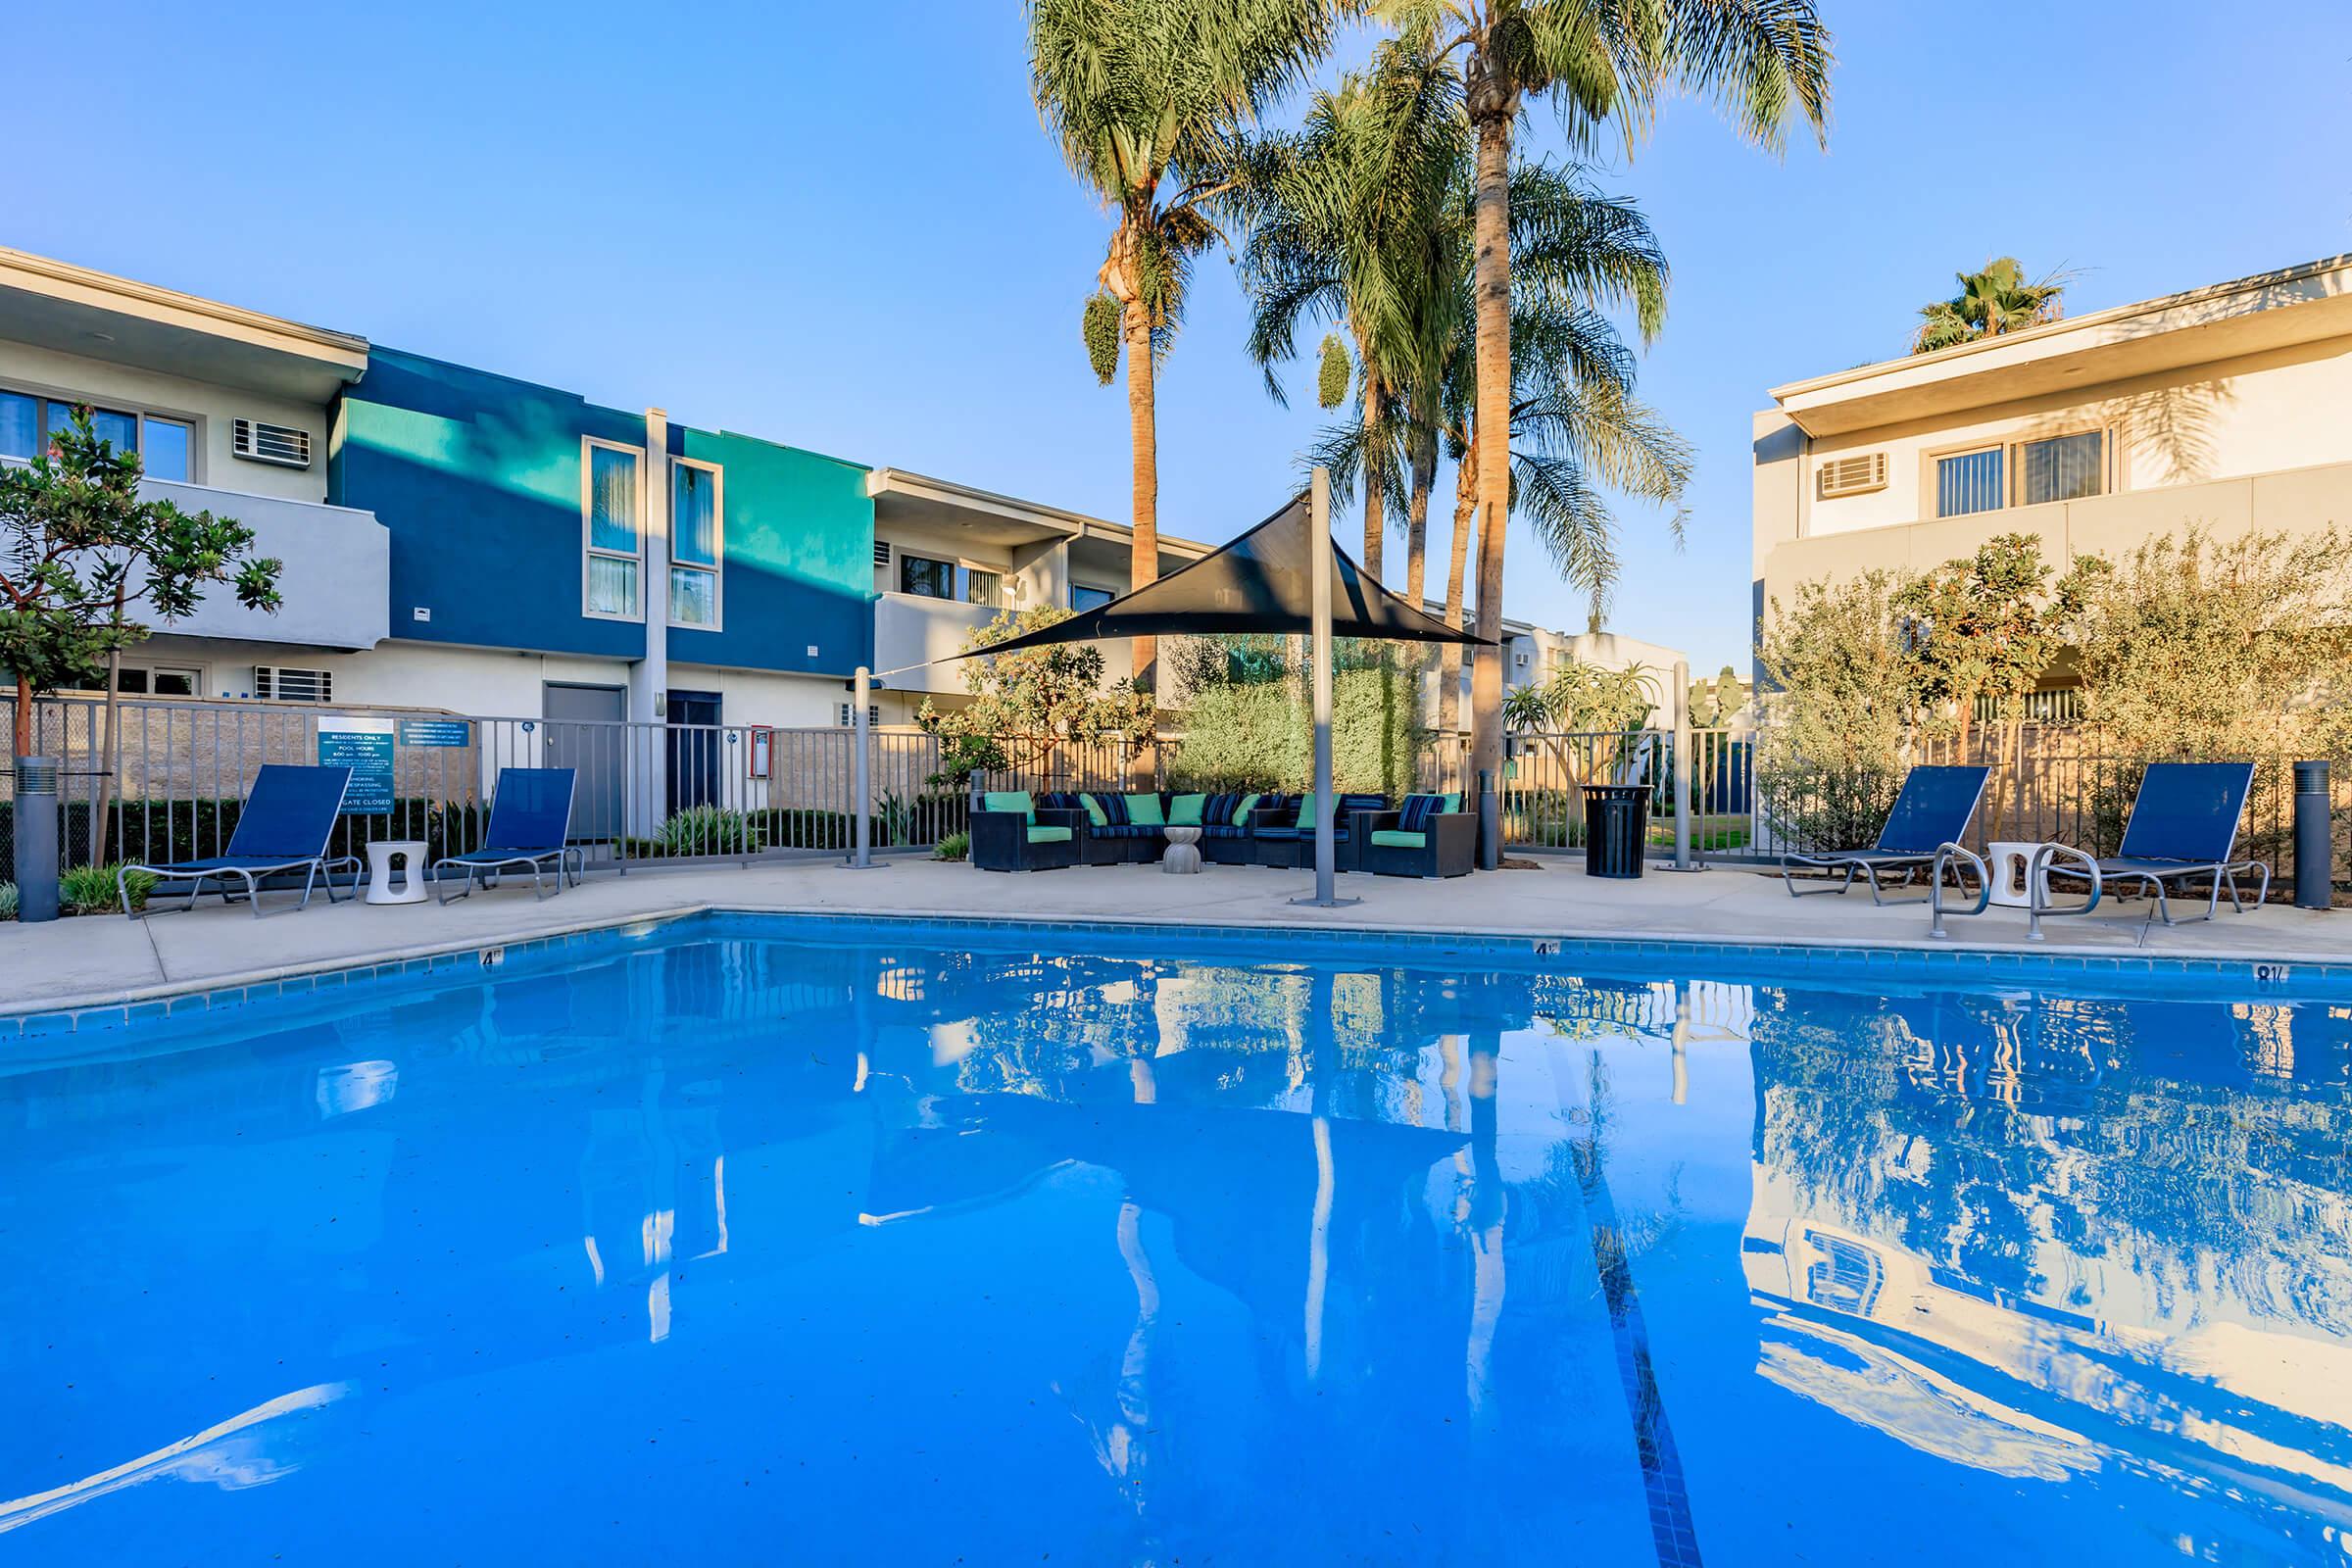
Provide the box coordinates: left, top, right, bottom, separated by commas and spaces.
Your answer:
1026, 825, 1073, 845
984, 790, 1036, 824
1371, 829, 1427, 849
1232, 792, 1262, 825
1442, 791, 1461, 811
1168, 793, 1206, 826
1124, 793, 1166, 826
1081, 794, 1110, 828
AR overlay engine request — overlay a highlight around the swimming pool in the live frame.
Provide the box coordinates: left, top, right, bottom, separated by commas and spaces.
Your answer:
3, 914, 2347, 1564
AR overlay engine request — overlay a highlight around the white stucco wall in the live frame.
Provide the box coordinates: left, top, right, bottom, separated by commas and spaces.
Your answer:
0, 338, 334, 502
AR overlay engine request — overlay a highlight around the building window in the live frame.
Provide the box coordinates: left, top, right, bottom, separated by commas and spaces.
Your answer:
141, 416, 193, 482
1936, 447, 2004, 517
2020, 430, 2102, 506
900, 554, 956, 599
0, 389, 194, 480
583, 439, 643, 619
964, 568, 1004, 610
1072, 584, 1115, 612
116, 664, 200, 697
669, 459, 722, 628
839, 703, 881, 727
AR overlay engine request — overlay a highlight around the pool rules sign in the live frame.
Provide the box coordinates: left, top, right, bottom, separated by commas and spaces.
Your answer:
317, 717, 397, 814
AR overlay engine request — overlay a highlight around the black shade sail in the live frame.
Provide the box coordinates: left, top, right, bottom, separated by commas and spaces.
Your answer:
963, 495, 1492, 661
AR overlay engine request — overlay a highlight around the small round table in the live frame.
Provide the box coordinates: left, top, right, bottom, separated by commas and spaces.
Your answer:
1161, 825, 1204, 874
365, 839, 430, 905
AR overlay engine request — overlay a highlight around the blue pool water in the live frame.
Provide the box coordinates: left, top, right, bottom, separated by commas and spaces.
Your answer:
3, 917, 2349, 1565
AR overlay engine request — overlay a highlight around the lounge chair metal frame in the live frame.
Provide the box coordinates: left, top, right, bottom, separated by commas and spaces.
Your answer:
1781, 766, 1993, 906
2021, 761, 2272, 944
119, 765, 362, 920
434, 845, 589, 904
433, 767, 585, 903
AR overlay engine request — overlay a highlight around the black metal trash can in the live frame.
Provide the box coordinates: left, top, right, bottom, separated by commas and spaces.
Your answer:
1582, 783, 1650, 879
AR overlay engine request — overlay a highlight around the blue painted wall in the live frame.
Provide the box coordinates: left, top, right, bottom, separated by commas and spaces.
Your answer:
329, 350, 876, 673
330, 349, 648, 660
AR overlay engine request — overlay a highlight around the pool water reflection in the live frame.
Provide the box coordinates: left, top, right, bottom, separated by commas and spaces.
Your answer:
1, 924, 2348, 1563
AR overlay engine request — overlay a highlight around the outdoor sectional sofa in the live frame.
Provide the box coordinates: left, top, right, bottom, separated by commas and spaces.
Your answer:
972, 787, 1469, 875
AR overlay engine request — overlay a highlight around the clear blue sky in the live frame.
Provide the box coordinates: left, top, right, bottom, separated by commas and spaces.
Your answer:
14, 1, 2349, 672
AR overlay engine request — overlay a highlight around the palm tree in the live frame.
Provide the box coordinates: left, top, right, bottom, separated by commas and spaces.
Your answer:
1306, 160, 1691, 735
1377, 0, 1831, 860
1234, 41, 1466, 584
1912, 257, 2067, 354
1031, 0, 1341, 692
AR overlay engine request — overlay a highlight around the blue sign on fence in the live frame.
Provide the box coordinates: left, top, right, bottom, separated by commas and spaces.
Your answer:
317, 718, 396, 814
397, 718, 471, 749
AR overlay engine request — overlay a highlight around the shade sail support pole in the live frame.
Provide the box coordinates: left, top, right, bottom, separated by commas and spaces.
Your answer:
1295, 466, 1358, 909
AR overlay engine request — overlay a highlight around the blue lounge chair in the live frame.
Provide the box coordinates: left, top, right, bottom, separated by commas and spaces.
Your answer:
433, 767, 584, 903
2026, 761, 2270, 941
120, 763, 361, 919
1781, 764, 1991, 905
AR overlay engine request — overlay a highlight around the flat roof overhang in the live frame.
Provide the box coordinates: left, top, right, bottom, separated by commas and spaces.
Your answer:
0, 247, 369, 404
866, 466, 1210, 562
1770, 256, 2352, 438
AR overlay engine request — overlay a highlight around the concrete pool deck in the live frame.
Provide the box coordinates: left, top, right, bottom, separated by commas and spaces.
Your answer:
4, 852, 2346, 1022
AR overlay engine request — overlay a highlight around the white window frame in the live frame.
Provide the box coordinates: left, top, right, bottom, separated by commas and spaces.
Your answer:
581, 435, 647, 623
115, 662, 205, 698
0, 380, 205, 483
667, 456, 724, 632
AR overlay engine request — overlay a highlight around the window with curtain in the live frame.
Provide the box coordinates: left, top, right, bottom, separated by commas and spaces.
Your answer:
1072, 584, 1115, 612
2020, 431, 2103, 506
585, 443, 642, 617
48, 399, 138, 456
0, 390, 34, 459
963, 568, 1004, 609
1936, 448, 2005, 517
670, 461, 721, 626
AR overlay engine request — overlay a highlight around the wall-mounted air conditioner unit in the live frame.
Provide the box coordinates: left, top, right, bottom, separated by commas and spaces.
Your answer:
1818, 451, 1888, 499
232, 417, 313, 468
253, 665, 332, 703
873, 541, 893, 566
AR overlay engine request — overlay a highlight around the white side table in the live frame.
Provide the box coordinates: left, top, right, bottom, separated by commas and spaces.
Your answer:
1984, 840, 2050, 908
1161, 825, 1203, 874
365, 840, 430, 905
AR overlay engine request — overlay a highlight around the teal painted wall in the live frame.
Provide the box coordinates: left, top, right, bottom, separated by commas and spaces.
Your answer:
329, 349, 876, 673
670, 424, 873, 673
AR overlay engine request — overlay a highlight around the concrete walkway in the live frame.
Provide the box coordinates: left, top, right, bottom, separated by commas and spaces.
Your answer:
3, 851, 2344, 1020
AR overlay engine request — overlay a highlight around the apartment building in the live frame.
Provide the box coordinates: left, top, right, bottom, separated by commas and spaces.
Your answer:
2, 246, 1679, 747
1752, 255, 2352, 683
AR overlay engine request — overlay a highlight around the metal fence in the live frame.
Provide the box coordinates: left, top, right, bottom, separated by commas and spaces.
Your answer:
7, 697, 2333, 897
1749, 724, 2350, 899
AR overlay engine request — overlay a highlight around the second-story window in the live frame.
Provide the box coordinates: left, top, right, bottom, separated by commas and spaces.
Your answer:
2020, 431, 2103, 506
964, 568, 1004, 610
1936, 447, 2004, 517
670, 460, 722, 629
1072, 584, 1115, 612
1, 390, 192, 481
900, 554, 956, 598
583, 439, 643, 619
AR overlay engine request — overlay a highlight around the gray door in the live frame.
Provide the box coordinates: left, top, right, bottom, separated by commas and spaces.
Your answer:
542, 682, 626, 842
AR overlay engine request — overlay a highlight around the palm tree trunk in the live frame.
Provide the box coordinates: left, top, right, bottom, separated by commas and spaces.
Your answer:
1437, 434, 1476, 740
1360, 370, 1385, 582
1468, 107, 1514, 864
1404, 424, 1435, 606
1122, 295, 1159, 694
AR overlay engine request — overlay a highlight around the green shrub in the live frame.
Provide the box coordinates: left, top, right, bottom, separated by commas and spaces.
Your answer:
934, 831, 970, 861
62, 863, 155, 914
1168, 639, 1426, 797
0, 882, 15, 921
655, 805, 762, 857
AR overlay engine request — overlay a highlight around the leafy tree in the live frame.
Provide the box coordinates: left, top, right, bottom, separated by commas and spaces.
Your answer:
1755, 569, 1925, 851
1911, 257, 2067, 354
1030, 0, 1341, 692
1, 409, 282, 860
2052, 525, 2352, 860
917, 607, 1155, 786
1502, 657, 1655, 784
1374, 0, 1831, 856
1165, 635, 1428, 796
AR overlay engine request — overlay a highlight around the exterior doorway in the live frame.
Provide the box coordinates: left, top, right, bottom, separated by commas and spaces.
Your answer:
666, 689, 723, 812
541, 681, 627, 840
